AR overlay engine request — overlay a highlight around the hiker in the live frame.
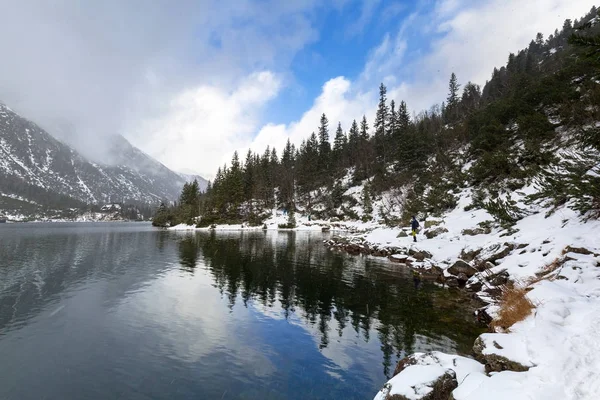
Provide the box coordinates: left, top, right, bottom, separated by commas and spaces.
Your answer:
411, 216, 420, 242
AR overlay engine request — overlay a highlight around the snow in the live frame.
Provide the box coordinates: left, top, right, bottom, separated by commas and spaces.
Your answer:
364, 187, 600, 400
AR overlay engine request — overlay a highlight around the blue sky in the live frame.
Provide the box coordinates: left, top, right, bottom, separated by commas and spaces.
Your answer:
273, 1, 418, 124
0, 0, 596, 177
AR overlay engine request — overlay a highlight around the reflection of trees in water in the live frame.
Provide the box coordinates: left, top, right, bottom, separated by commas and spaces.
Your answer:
178, 236, 200, 274
180, 232, 483, 377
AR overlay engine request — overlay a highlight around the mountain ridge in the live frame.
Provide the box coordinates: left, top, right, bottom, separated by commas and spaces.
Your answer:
0, 101, 207, 216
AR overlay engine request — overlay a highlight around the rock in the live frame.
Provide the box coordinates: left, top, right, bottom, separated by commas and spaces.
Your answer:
412, 251, 433, 261
457, 272, 468, 284
346, 244, 362, 255
473, 336, 531, 373
461, 228, 488, 236
425, 227, 448, 239
321, 226, 331, 232
459, 248, 482, 262
487, 243, 516, 263
445, 276, 459, 288
475, 308, 493, 324
377, 353, 458, 400
466, 280, 483, 292
424, 219, 442, 228
475, 261, 495, 272
448, 260, 477, 278
389, 254, 409, 263
487, 270, 509, 287
397, 231, 409, 238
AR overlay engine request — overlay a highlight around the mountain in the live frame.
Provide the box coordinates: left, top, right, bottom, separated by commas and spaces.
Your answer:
0, 102, 207, 216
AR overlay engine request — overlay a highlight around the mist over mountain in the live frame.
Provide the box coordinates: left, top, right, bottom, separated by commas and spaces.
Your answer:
0, 101, 206, 218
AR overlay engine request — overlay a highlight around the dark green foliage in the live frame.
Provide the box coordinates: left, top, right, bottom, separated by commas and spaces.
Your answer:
484, 197, 525, 226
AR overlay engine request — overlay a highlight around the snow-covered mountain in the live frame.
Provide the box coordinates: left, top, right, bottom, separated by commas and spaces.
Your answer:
0, 102, 207, 212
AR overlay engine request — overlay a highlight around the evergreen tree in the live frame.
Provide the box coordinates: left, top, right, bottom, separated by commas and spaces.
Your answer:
333, 122, 347, 170
318, 113, 331, 172
445, 72, 461, 122
374, 83, 390, 164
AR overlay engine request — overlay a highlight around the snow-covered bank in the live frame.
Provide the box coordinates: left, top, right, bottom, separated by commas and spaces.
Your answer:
352, 190, 600, 400
168, 211, 378, 232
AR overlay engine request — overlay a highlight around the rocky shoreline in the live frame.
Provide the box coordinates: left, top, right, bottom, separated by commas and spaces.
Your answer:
323, 235, 523, 324
324, 222, 600, 400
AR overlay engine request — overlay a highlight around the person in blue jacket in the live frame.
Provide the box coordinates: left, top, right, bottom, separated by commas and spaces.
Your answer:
411, 216, 420, 242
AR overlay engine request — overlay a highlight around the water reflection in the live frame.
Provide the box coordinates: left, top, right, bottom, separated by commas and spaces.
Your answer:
184, 231, 483, 378
0, 225, 483, 400
178, 236, 200, 274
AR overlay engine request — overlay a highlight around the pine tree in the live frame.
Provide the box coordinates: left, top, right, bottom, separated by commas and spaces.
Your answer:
318, 113, 331, 168
445, 72, 461, 123
397, 101, 410, 130
361, 184, 373, 221
333, 122, 346, 171
374, 83, 389, 164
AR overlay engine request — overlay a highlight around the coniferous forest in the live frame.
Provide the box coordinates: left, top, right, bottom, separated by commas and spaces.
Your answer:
154, 7, 600, 228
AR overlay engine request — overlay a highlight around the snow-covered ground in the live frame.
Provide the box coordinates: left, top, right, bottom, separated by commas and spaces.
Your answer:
366, 189, 600, 400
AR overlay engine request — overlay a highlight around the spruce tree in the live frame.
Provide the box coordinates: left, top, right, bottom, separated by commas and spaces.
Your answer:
374, 83, 389, 163
318, 113, 331, 167
446, 72, 461, 122
333, 122, 346, 171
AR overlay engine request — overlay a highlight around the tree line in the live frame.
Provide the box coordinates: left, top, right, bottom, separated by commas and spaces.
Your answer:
155, 6, 600, 227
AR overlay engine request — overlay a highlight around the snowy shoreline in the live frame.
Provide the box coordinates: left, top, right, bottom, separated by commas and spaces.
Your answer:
341, 191, 600, 400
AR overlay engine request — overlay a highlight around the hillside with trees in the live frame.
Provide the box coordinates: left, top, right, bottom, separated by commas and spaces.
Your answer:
155, 7, 600, 228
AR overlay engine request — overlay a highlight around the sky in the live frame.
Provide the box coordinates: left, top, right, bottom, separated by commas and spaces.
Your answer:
0, 0, 596, 179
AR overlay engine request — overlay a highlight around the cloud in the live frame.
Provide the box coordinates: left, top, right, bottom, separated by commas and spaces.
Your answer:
362, 0, 599, 112
136, 71, 282, 179
0, 0, 320, 164
345, 0, 382, 38
247, 76, 376, 159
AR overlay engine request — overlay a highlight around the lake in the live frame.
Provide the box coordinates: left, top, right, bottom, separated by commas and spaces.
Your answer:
0, 223, 483, 399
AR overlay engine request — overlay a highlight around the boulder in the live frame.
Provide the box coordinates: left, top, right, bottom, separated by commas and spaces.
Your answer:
461, 228, 488, 236
475, 261, 495, 272
457, 272, 469, 284
375, 353, 458, 400
473, 336, 532, 373
487, 270, 509, 287
397, 231, 409, 238
448, 260, 477, 278
425, 227, 448, 239
445, 276, 459, 288
460, 248, 482, 262
389, 254, 409, 263
466, 281, 483, 292
346, 244, 362, 255
412, 251, 433, 261
424, 219, 442, 228
486, 243, 516, 263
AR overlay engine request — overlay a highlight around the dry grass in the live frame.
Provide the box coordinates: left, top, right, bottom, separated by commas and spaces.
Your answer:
528, 256, 565, 285
491, 284, 535, 332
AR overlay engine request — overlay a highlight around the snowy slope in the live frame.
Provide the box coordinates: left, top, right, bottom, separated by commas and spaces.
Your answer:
358, 189, 600, 400
0, 102, 204, 208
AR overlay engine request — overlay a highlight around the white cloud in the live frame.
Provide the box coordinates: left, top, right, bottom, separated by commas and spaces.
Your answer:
240, 0, 597, 164
135, 71, 282, 179
246, 76, 377, 159
0, 0, 320, 164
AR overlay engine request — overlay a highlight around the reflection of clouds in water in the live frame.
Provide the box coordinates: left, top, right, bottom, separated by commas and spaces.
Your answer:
113, 267, 276, 378
250, 300, 381, 384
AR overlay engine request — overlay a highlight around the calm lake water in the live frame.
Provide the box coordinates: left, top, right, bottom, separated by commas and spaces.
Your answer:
0, 223, 483, 400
